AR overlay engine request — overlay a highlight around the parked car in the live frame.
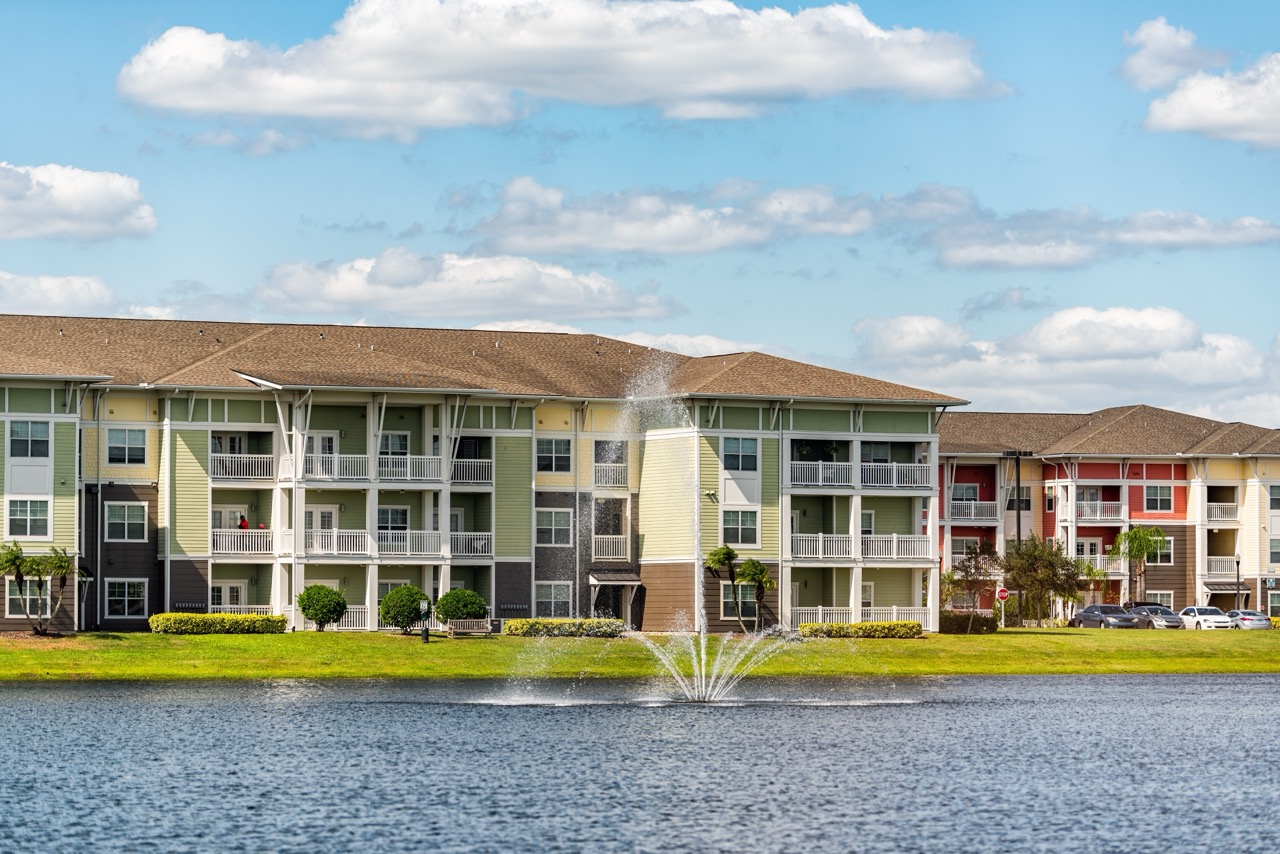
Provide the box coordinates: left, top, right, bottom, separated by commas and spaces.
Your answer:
1128, 605, 1184, 629
1070, 604, 1139, 629
1226, 610, 1272, 630
1179, 606, 1233, 630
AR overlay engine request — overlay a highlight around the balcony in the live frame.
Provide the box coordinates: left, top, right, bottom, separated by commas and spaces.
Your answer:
861, 463, 931, 489
1207, 556, 1238, 576
304, 529, 373, 556
593, 463, 628, 489
862, 534, 931, 560
792, 533, 853, 560
451, 532, 493, 556
212, 529, 276, 555
791, 606, 933, 632
452, 459, 493, 484
211, 605, 275, 615
375, 530, 443, 557
1076, 501, 1124, 521
791, 461, 855, 488
593, 534, 628, 560
304, 454, 370, 481
949, 500, 999, 521
1206, 503, 1238, 522
377, 455, 444, 482
211, 454, 274, 480
1077, 554, 1124, 576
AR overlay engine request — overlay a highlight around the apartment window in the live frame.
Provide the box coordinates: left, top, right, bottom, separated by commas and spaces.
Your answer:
379, 433, 409, 456
860, 511, 874, 536
1145, 485, 1172, 512
861, 442, 890, 464
1270, 591, 1280, 619
6, 578, 50, 618
723, 437, 757, 472
1271, 486, 1280, 511
1270, 539, 1280, 565
1006, 486, 1031, 512
377, 507, 409, 532
8, 500, 49, 538
1145, 590, 1174, 609
952, 484, 978, 502
1146, 537, 1174, 565
536, 582, 572, 618
106, 580, 147, 618
952, 537, 979, 560
536, 439, 571, 473
105, 503, 146, 542
861, 582, 874, 609
9, 421, 50, 458
536, 509, 572, 546
722, 510, 757, 545
1044, 487, 1055, 513
107, 428, 146, 465
720, 583, 757, 620
377, 580, 408, 607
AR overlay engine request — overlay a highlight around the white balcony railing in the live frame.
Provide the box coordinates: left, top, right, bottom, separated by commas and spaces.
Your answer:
210, 605, 274, 616
791, 533, 854, 559
302, 605, 368, 631
861, 463, 931, 489
452, 459, 493, 484
1076, 501, 1124, 520
377, 455, 444, 482
304, 529, 372, 556
1206, 503, 1238, 522
949, 500, 999, 521
278, 530, 294, 555
1207, 556, 1238, 576
790, 606, 933, 632
592, 534, 628, 560
593, 463, 628, 488
790, 461, 855, 488
211, 529, 275, 555
304, 454, 369, 480
791, 606, 854, 625
451, 532, 493, 556
210, 454, 274, 479
376, 530, 443, 557
861, 534, 931, 560
1077, 554, 1124, 576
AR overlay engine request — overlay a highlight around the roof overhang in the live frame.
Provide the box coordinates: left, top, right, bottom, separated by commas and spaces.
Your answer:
589, 571, 642, 586
1204, 581, 1251, 593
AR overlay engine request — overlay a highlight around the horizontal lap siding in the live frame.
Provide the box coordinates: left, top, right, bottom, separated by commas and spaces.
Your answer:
495, 437, 532, 557
172, 431, 209, 557
53, 423, 77, 553
637, 562, 695, 632
637, 435, 694, 560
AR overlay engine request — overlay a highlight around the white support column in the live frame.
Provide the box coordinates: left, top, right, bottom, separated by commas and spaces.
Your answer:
926, 563, 939, 630
781, 493, 793, 561
851, 564, 863, 623
295, 562, 306, 630
365, 562, 378, 631
851, 495, 863, 560
271, 561, 285, 614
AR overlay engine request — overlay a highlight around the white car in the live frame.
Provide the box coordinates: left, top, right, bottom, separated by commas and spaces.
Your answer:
1179, 606, 1233, 629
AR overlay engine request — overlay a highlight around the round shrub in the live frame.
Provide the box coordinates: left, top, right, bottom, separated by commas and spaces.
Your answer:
434, 588, 488, 621
297, 584, 348, 631
380, 585, 430, 634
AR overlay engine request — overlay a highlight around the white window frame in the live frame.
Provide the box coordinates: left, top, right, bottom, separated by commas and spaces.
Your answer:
1043, 486, 1055, 513
6, 576, 50, 618
105, 502, 148, 542
1147, 537, 1174, 565
861, 582, 874, 610
1269, 590, 1280, 619
1145, 590, 1174, 609
719, 582, 757, 620
105, 579, 148, 619
952, 537, 980, 561
1144, 485, 1173, 512
9, 421, 50, 459
1271, 485, 1280, 511
1006, 486, 1031, 512
536, 438, 571, 473
7, 499, 51, 540
951, 483, 978, 502
379, 432, 410, 457
860, 511, 874, 536
211, 505, 249, 530
536, 508, 573, 547
722, 437, 758, 472
535, 581, 573, 617
210, 582, 247, 610
1270, 538, 1280, 565
377, 506, 410, 532
377, 579, 409, 606
722, 509, 758, 547
861, 442, 890, 464
106, 428, 147, 466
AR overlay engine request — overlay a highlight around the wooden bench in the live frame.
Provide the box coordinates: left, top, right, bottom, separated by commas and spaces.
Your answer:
446, 619, 493, 638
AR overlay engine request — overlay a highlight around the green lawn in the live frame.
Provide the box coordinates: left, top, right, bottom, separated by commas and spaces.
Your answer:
2, 628, 1278, 681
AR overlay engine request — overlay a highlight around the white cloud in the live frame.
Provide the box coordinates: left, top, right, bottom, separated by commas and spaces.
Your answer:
0, 270, 117, 312
1146, 53, 1280, 146
852, 315, 974, 364
615, 330, 758, 357
0, 162, 157, 240
188, 128, 310, 156
118, 0, 1001, 137
1122, 18, 1225, 90
1009, 306, 1199, 359
253, 246, 681, 320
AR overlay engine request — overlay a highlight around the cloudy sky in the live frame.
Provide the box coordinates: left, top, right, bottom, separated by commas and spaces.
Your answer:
3, 0, 1280, 422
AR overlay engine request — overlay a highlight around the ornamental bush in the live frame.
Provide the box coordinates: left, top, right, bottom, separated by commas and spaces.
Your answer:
148, 613, 287, 634
938, 611, 1001, 634
797, 620, 922, 639
502, 618, 626, 638
434, 588, 488, 621
380, 585, 430, 634
297, 584, 348, 631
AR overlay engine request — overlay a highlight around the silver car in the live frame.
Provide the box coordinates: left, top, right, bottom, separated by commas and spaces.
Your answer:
1070, 604, 1139, 629
1179, 606, 1233, 630
1129, 605, 1184, 629
1226, 609, 1272, 630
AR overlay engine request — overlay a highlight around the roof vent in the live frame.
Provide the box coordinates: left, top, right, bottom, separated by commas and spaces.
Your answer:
58, 329, 63, 336
319, 333, 324, 340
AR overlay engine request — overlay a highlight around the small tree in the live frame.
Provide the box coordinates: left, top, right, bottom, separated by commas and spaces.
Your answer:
0, 542, 79, 636
705, 545, 746, 632
297, 584, 347, 631
952, 540, 1000, 634
735, 558, 777, 633
380, 585, 430, 635
1002, 536, 1085, 627
435, 588, 488, 622
1107, 525, 1167, 604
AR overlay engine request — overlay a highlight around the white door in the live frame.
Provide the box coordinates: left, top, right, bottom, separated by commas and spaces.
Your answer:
305, 432, 339, 476
305, 505, 339, 553
1077, 538, 1103, 569
211, 505, 247, 552
211, 582, 247, 611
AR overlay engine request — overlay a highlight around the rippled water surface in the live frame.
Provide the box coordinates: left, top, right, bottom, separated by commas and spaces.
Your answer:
2, 675, 1277, 852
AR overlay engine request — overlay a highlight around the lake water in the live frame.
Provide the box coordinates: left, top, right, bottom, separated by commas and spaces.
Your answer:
2, 674, 1277, 852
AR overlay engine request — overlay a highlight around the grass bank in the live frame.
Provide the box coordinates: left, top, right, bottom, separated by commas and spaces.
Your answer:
2, 628, 1278, 681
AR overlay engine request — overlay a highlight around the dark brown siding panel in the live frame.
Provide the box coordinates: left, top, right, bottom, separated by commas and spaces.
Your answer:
637, 562, 695, 631
704, 562, 779, 633
84, 484, 162, 630
0, 591, 76, 633
1143, 524, 1192, 610
171, 560, 210, 612
495, 561, 531, 621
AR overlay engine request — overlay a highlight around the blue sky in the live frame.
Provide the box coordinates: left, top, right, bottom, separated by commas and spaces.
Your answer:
4, 0, 1280, 422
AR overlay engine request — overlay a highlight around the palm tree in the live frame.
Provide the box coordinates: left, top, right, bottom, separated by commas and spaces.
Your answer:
1107, 526, 1167, 604
735, 558, 777, 633
0, 542, 78, 635
705, 545, 748, 632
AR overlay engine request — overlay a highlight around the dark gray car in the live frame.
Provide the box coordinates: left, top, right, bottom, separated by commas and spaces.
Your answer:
1070, 604, 1139, 629
1129, 605, 1184, 629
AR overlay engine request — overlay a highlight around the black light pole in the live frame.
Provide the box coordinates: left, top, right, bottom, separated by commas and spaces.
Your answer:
1003, 450, 1033, 543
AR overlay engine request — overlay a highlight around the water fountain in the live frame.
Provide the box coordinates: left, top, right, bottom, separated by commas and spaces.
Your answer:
630, 623, 785, 702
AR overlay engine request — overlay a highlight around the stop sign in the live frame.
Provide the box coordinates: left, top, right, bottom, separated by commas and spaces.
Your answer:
996, 587, 1010, 601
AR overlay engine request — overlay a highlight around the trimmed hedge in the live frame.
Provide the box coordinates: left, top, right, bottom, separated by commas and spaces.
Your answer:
797, 620, 922, 639
149, 612, 287, 634
939, 611, 1001, 634
502, 618, 626, 638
